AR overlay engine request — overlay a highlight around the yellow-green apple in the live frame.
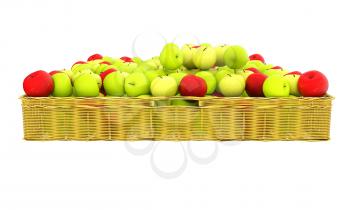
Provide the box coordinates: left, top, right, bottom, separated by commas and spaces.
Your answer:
71, 63, 92, 75
298, 70, 328, 97
23, 70, 54, 97
150, 76, 178, 97
214, 67, 234, 92
63, 69, 73, 81
103, 71, 125, 96
263, 75, 290, 97
159, 43, 183, 71
246, 73, 267, 97
124, 72, 150, 97
100, 69, 117, 84
237, 69, 254, 81
132, 57, 143, 64
249, 54, 265, 63
223, 45, 249, 69
263, 69, 289, 77
93, 74, 102, 88
118, 62, 138, 73
193, 46, 216, 70
181, 44, 197, 69
74, 73, 100, 97
179, 75, 207, 97
169, 71, 188, 85
52, 72, 73, 97
215, 45, 229, 67
195, 71, 217, 94
218, 74, 245, 97
284, 71, 302, 96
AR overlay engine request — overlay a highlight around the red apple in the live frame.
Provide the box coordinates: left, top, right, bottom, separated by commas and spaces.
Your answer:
298, 70, 328, 97
100, 68, 117, 83
249, 54, 265, 63
246, 68, 259, 73
100, 61, 111, 65
246, 73, 268, 97
49, 70, 61, 76
23, 70, 54, 97
271, 66, 283, 70
179, 75, 207, 97
87, 54, 103, 61
285, 71, 302, 75
120, 56, 133, 63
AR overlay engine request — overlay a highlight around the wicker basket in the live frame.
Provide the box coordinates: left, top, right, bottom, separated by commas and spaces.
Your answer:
21, 96, 334, 141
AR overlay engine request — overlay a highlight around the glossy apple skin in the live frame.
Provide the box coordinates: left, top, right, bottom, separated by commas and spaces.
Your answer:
298, 70, 328, 97
87, 54, 103, 61
249, 54, 265, 63
23, 70, 54, 97
179, 75, 207, 97
246, 73, 267, 97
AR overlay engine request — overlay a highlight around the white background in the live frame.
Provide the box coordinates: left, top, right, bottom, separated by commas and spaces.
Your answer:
1, 0, 349, 209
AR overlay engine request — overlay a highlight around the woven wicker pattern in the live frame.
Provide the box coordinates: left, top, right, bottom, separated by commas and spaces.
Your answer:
21, 96, 333, 141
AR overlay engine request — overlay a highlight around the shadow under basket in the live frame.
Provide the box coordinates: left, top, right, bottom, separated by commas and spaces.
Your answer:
20, 95, 334, 141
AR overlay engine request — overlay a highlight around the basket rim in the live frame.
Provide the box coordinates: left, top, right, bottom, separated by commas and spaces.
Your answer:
19, 94, 335, 101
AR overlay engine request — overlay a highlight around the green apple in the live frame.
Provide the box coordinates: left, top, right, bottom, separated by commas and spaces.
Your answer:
71, 63, 92, 74
263, 69, 289, 77
72, 69, 93, 82
102, 56, 116, 64
237, 69, 254, 81
263, 75, 290, 97
95, 63, 112, 74
132, 57, 143, 64
52, 72, 73, 97
223, 45, 249, 69
215, 45, 229, 67
215, 68, 233, 82
195, 71, 216, 94
193, 46, 216, 70
103, 71, 125, 96
243, 60, 264, 71
169, 71, 188, 85
150, 76, 178, 97
159, 43, 183, 71
62, 69, 73, 81
181, 44, 197, 69
74, 73, 100, 97
93, 73, 102, 88
284, 74, 300, 96
218, 74, 245, 97
124, 72, 150, 97
144, 56, 163, 70
118, 62, 138, 73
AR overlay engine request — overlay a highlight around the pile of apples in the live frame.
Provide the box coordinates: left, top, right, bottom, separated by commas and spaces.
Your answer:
23, 43, 329, 99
